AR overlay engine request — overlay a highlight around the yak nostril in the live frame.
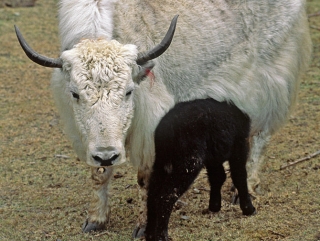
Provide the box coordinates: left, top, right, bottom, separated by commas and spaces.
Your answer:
109, 153, 119, 162
92, 155, 103, 162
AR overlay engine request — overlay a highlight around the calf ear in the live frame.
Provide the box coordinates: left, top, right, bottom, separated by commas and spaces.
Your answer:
133, 61, 155, 84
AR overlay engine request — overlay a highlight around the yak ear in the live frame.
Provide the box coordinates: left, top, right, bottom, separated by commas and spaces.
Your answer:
133, 61, 155, 84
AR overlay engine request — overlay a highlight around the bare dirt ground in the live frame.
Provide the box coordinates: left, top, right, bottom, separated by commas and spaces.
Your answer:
0, 1, 319, 240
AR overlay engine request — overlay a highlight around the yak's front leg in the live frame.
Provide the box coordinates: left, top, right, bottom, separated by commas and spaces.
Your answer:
82, 166, 114, 233
132, 166, 151, 239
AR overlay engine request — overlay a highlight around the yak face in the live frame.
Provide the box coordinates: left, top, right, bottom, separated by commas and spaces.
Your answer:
61, 39, 138, 167
14, 15, 178, 167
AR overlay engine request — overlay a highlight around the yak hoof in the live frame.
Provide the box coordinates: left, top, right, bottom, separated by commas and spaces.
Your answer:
230, 184, 240, 205
132, 224, 146, 239
82, 219, 105, 233
231, 192, 240, 205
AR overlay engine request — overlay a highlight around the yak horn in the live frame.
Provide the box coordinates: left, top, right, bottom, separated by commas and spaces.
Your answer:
14, 25, 62, 68
136, 15, 179, 65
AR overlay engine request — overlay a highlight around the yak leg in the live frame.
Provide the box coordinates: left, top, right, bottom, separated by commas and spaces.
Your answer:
82, 166, 114, 232
246, 131, 270, 195
132, 166, 151, 239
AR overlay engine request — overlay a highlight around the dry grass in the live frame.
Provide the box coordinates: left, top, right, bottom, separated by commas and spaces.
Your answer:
0, 1, 319, 240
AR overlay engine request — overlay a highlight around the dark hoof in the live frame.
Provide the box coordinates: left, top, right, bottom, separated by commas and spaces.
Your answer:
132, 224, 146, 239
208, 203, 221, 213
242, 206, 256, 216
82, 219, 106, 233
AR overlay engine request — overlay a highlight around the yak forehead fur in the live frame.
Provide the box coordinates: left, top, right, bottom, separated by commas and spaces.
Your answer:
55, 39, 138, 166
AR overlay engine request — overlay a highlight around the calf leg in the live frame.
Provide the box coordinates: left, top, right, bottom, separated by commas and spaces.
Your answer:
145, 161, 201, 241
82, 166, 114, 232
229, 143, 256, 216
206, 162, 226, 212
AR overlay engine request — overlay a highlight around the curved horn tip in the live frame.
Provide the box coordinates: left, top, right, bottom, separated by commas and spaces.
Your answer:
14, 25, 21, 34
136, 14, 179, 65
14, 25, 62, 68
173, 14, 179, 22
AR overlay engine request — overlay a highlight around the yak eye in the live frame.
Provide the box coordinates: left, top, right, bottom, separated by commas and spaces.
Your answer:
126, 90, 133, 96
71, 91, 80, 99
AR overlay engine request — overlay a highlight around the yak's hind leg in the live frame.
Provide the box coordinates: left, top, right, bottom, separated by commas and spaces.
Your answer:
246, 131, 270, 194
206, 160, 227, 212
145, 160, 202, 241
229, 142, 256, 216
82, 166, 114, 232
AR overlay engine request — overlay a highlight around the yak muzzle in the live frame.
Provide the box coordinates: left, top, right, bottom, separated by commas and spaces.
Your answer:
92, 146, 120, 166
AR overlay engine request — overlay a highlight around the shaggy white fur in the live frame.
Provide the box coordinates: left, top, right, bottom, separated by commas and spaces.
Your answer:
58, 0, 116, 51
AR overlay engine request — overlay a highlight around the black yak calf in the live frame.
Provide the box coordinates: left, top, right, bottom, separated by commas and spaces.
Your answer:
145, 98, 256, 241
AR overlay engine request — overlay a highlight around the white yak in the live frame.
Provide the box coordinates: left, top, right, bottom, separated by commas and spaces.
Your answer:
15, 0, 311, 237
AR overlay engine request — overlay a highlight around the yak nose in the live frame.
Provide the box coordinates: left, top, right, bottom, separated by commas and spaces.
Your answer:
92, 146, 120, 166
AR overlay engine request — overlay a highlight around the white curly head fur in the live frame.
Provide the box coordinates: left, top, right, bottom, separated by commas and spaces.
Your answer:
53, 39, 138, 166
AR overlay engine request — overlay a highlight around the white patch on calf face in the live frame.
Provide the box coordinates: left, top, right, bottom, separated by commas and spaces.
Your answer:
61, 39, 138, 167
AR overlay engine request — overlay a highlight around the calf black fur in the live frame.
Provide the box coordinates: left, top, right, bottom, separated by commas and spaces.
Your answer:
145, 98, 256, 241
